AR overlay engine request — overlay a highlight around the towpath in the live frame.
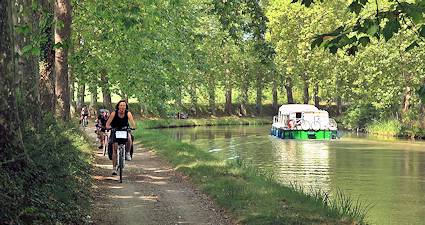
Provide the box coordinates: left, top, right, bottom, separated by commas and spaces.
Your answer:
85, 125, 234, 225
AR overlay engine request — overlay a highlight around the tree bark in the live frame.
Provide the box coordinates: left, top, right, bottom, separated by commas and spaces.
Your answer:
224, 53, 232, 115
0, 0, 27, 169
89, 85, 97, 115
208, 86, 216, 116
313, 82, 319, 107
336, 96, 342, 115
284, 77, 294, 104
54, 0, 72, 121
272, 78, 278, 111
189, 84, 197, 116
14, 0, 41, 127
76, 82, 85, 111
255, 71, 263, 116
240, 80, 249, 117
402, 86, 411, 113
100, 70, 113, 111
39, 0, 55, 113
302, 76, 309, 104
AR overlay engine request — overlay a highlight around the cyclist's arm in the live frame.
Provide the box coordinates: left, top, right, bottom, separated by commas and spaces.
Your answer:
128, 111, 137, 129
106, 111, 115, 129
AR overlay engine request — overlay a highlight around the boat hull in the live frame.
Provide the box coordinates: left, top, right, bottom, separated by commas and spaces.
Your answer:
270, 127, 337, 140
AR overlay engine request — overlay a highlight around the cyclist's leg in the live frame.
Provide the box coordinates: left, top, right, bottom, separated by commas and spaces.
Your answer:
126, 132, 132, 154
125, 132, 132, 160
98, 131, 104, 148
112, 142, 118, 173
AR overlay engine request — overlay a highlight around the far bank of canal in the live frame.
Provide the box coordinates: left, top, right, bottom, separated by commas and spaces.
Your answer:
160, 125, 425, 225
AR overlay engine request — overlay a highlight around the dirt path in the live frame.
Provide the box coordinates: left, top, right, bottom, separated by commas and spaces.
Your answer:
86, 127, 234, 225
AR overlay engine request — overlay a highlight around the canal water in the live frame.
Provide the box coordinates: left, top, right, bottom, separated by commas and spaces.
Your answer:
160, 125, 425, 225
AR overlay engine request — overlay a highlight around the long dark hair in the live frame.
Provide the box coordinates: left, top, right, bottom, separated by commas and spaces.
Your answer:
115, 100, 128, 110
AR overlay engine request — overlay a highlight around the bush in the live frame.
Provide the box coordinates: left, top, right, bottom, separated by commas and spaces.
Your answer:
341, 103, 380, 130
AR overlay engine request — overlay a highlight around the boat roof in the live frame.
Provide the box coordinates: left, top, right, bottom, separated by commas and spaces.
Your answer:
278, 104, 319, 114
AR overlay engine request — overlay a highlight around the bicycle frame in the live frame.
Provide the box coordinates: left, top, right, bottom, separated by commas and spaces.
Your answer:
109, 127, 134, 183
116, 143, 126, 183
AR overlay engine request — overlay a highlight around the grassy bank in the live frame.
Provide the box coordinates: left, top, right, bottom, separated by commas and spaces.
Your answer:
1, 119, 93, 225
366, 119, 425, 138
133, 123, 370, 225
140, 117, 272, 129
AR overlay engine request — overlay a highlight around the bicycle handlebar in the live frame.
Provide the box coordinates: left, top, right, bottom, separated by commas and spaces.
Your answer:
105, 127, 136, 131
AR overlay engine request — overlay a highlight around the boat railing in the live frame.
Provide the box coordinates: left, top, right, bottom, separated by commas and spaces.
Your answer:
329, 118, 337, 129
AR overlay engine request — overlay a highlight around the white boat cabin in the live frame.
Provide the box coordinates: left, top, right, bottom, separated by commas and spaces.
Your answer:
272, 104, 337, 131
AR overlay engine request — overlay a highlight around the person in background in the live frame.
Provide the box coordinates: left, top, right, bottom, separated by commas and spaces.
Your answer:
80, 105, 90, 124
95, 110, 109, 149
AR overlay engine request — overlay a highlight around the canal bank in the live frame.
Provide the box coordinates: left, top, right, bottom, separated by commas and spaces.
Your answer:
133, 119, 369, 225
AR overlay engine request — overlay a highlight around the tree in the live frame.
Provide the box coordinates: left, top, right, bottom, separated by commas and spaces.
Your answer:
0, 0, 27, 170
54, 0, 72, 120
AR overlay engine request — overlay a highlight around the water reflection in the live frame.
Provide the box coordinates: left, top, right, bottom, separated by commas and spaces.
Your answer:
269, 138, 331, 193
161, 126, 425, 225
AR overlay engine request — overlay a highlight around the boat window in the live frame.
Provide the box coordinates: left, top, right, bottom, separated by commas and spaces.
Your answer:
296, 112, 302, 118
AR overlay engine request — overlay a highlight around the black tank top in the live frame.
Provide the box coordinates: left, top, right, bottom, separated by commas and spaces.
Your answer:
110, 110, 129, 128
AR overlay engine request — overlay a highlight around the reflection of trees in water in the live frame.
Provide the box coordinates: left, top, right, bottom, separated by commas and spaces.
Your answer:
224, 129, 232, 139
269, 138, 331, 194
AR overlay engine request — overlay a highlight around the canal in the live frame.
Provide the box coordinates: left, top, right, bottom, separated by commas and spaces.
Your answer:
160, 125, 425, 225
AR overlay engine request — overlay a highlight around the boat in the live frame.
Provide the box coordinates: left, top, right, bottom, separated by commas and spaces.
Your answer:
270, 104, 337, 140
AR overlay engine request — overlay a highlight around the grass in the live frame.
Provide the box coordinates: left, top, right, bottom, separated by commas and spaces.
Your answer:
139, 117, 272, 129
0, 118, 93, 225
365, 119, 402, 137
133, 123, 370, 225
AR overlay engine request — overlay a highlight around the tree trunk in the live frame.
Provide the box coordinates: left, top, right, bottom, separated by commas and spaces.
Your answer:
284, 77, 294, 104
240, 80, 249, 117
314, 82, 319, 107
208, 80, 216, 116
39, 0, 55, 114
0, 0, 27, 169
69, 67, 77, 117
255, 72, 263, 116
402, 86, 411, 113
189, 84, 197, 116
14, 0, 41, 127
272, 78, 278, 111
101, 70, 113, 111
224, 68, 232, 115
54, 0, 72, 121
303, 77, 309, 104
76, 82, 85, 111
336, 96, 342, 115
89, 85, 97, 115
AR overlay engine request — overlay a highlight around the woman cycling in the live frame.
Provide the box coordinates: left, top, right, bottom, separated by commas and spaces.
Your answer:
106, 100, 137, 175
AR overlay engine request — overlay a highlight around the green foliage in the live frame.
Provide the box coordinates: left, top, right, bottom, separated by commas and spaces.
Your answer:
0, 117, 92, 225
341, 103, 380, 130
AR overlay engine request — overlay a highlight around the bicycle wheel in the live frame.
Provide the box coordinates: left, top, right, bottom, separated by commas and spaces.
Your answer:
119, 145, 125, 183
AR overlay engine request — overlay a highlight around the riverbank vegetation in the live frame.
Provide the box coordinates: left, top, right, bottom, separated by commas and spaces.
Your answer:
140, 117, 271, 129
133, 125, 370, 225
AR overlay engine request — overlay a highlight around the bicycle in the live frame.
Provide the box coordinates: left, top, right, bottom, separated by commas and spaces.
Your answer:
109, 127, 135, 183
81, 115, 88, 129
